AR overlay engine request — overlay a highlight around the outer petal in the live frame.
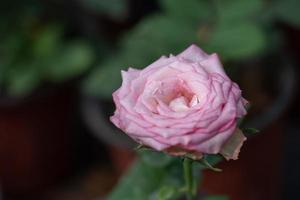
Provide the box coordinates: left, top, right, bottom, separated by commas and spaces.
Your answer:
141, 55, 177, 75
177, 44, 209, 62
152, 123, 235, 155
116, 68, 141, 99
220, 128, 246, 160
138, 137, 169, 151
199, 53, 226, 76
191, 125, 236, 154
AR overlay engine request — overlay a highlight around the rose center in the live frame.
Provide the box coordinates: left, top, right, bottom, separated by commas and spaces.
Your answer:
168, 93, 199, 112
154, 80, 199, 112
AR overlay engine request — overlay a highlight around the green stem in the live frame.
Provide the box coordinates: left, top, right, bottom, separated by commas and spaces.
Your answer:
183, 158, 194, 200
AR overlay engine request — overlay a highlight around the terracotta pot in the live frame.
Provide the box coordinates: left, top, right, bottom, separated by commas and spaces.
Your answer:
0, 85, 76, 199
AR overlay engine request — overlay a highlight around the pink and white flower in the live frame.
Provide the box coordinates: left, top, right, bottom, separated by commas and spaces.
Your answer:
110, 44, 247, 160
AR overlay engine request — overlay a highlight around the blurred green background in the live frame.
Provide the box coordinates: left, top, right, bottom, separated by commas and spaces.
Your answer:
0, 0, 300, 200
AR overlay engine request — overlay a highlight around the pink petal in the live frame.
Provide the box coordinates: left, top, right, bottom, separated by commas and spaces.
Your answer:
141, 55, 177, 75
177, 44, 209, 62
200, 53, 226, 76
169, 96, 189, 112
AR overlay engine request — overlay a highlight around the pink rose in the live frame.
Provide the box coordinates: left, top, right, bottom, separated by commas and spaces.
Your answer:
110, 44, 247, 160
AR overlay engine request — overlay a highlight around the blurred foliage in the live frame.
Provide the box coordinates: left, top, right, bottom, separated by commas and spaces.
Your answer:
107, 150, 224, 200
0, 1, 95, 97
106, 148, 224, 199
83, 0, 300, 99
0, 0, 129, 97
273, 0, 300, 27
1, 0, 299, 97
203, 196, 229, 200
107, 152, 185, 200
1, 25, 93, 96
78, 0, 128, 20
0, 22, 94, 96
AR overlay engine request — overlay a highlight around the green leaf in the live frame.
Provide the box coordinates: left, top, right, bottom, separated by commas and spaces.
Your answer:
0, 32, 23, 67
32, 25, 62, 58
47, 41, 94, 82
215, 0, 263, 23
121, 15, 198, 67
206, 22, 266, 60
157, 185, 177, 200
79, 0, 127, 20
204, 154, 223, 166
0, 64, 5, 86
242, 127, 259, 135
139, 151, 174, 168
134, 144, 154, 151
6, 66, 40, 96
107, 159, 165, 200
193, 155, 223, 173
273, 0, 300, 27
107, 157, 184, 200
203, 195, 229, 200
81, 55, 124, 98
134, 144, 145, 151
107, 152, 204, 200
237, 104, 251, 126
160, 0, 212, 25
197, 158, 222, 172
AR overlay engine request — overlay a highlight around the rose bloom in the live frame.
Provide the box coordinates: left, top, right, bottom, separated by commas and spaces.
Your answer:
110, 44, 247, 160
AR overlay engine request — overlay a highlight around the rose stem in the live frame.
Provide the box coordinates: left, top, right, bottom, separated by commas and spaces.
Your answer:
183, 158, 195, 200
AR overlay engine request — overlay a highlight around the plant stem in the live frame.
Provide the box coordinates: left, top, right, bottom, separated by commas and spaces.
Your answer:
183, 158, 194, 200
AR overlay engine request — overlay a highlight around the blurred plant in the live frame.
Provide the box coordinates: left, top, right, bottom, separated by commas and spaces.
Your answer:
78, 0, 128, 21
0, 1, 95, 97
272, 0, 300, 27
107, 151, 224, 200
0, 0, 132, 97
0, 25, 94, 97
83, 0, 300, 99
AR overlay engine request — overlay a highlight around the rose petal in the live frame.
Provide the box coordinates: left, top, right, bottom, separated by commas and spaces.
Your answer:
138, 137, 169, 151
200, 53, 226, 76
141, 55, 177, 75
220, 128, 246, 160
178, 44, 208, 62
169, 96, 189, 112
